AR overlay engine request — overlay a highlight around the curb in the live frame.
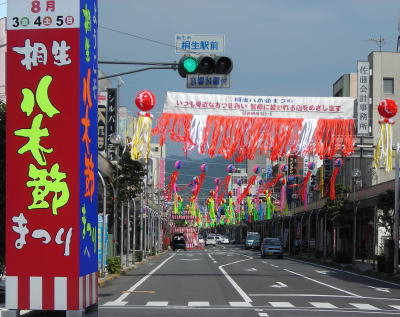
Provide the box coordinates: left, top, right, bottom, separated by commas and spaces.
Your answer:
98, 251, 168, 288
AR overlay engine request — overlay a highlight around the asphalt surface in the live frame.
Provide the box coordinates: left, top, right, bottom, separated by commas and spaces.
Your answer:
98, 245, 400, 317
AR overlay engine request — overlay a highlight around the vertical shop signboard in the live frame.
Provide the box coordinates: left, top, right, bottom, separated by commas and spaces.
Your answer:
6, 0, 98, 311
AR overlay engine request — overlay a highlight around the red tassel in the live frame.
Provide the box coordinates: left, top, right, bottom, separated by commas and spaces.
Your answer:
216, 175, 231, 206
329, 167, 340, 200
153, 114, 355, 160
300, 171, 312, 206
165, 170, 179, 201
237, 175, 257, 205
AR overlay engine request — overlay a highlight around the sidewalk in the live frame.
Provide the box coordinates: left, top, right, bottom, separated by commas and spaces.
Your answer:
98, 250, 167, 288
289, 253, 400, 284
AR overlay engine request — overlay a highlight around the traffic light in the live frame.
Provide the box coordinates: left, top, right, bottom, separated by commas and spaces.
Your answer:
178, 55, 233, 78
310, 174, 316, 191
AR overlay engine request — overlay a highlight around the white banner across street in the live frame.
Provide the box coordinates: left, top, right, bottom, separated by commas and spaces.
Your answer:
163, 91, 355, 119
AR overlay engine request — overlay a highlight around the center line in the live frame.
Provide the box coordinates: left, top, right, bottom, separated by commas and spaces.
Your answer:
219, 255, 253, 303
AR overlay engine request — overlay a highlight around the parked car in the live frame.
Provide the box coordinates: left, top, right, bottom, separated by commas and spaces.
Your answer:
198, 235, 205, 245
205, 235, 217, 246
261, 238, 283, 259
172, 233, 186, 251
219, 235, 230, 244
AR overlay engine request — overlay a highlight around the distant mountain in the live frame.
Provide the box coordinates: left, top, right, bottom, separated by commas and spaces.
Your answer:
165, 155, 246, 203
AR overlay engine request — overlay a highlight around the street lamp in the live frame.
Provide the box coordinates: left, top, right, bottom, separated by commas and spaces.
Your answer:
110, 133, 125, 266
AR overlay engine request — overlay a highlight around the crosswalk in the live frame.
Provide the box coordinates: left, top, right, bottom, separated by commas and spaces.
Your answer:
104, 300, 400, 311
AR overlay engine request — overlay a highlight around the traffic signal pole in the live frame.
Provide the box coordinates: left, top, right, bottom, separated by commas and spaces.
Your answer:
98, 60, 179, 80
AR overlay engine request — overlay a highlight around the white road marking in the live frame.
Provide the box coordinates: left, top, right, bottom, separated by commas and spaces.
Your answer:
146, 301, 168, 306
269, 302, 295, 308
289, 257, 400, 288
350, 303, 381, 310
270, 282, 287, 288
219, 255, 253, 303
180, 259, 200, 261
316, 270, 331, 275
249, 294, 356, 298
390, 305, 400, 310
213, 261, 217, 263
107, 253, 176, 305
270, 264, 279, 268
284, 268, 361, 297
229, 302, 253, 307
104, 301, 128, 306
368, 286, 391, 293
258, 313, 269, 317
310, 302, 337, 308
262, 261, 268, 264
245, 268, 258, 272
188, 301, 210, 307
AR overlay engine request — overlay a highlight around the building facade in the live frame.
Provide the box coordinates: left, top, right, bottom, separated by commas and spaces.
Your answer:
0, 17, 6, 102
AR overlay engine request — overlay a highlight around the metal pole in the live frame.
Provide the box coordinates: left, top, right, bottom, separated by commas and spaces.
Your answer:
98, 172, 107, 276
120, 202, 124, 266
144, 207, 147, 258
132, 198, 136, 264
126, 200, 130, 267
140, 193, 144, 254
308, 210, 314, 254
110, 183, 117, 257
323, 213, 327, 258
394, 149, 399, 273
353, 201, 360, 264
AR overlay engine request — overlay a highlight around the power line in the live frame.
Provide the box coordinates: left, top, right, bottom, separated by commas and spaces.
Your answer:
99, 25, 176, 50
99, 25, 201, 55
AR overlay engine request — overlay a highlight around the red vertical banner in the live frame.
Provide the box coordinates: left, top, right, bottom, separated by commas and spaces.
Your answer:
6, 0, 97, 311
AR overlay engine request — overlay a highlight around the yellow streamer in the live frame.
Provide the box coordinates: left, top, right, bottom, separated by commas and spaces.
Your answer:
131, 115, 152, 161
374, 123, 393, 172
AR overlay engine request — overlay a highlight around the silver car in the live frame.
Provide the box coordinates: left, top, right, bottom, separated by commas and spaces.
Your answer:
261, 238, 283, 259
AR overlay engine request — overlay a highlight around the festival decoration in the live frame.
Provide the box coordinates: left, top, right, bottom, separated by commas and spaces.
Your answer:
153, 92, 355, 162
374, 99, 398, 172
135, 90, 156, 112
165, 160, 182, 201
328, 158, 343, 200
227, 164, 236, 173
131, 90, 156, 161
280, 178, 287, 212
299, 161, 315, 208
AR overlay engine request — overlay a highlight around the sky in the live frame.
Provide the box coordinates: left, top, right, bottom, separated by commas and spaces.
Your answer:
1, 0, 400, 158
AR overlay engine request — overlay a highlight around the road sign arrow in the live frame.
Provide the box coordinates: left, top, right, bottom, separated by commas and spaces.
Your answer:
270, 282, 288, 288
245, 268, 257, 272
368, 286, 391, 293
315, 270, 331, 275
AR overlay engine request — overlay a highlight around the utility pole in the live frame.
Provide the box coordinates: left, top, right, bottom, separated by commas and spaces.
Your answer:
394, 145, 399, 273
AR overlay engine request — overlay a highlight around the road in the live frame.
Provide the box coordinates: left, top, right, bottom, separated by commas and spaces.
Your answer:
99, 245, 400, 317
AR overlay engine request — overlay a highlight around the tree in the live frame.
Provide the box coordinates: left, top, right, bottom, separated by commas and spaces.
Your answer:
377, 189, 395, 238
325, 184, 351, 225
114, 151, 147, 201
0, 100, 5, 263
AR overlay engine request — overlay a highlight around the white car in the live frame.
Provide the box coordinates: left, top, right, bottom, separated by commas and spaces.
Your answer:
206, 236, 217, 246
220, 235, 230, 244
198, 235, 205, 245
